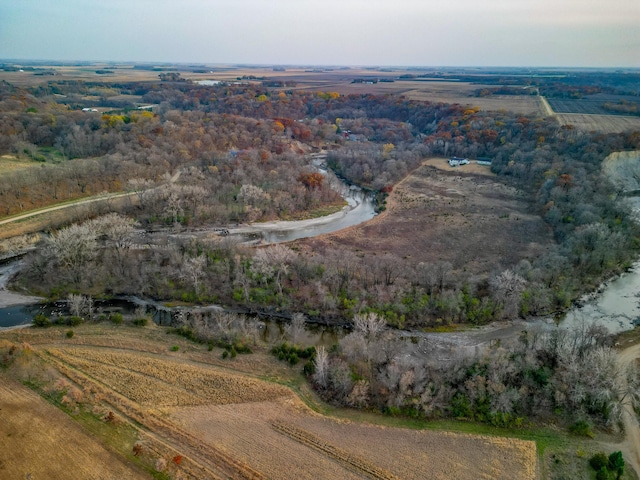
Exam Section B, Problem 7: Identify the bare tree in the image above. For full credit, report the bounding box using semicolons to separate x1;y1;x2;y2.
182;254;207;295
490;269;527;319
44;223;98;284
252;245;296;296
285;312;306;344
353;312;386;338
313;346;329;389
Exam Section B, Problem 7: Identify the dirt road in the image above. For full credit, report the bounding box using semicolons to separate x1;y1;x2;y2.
539;96;555;117
0;171;181;229
0;191;136;227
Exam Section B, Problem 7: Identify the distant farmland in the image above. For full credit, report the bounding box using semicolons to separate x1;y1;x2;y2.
547;94;640;116
543;94;640;133
556;114;640;134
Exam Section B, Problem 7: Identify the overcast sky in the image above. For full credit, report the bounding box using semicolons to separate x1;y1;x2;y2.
1;0;638;67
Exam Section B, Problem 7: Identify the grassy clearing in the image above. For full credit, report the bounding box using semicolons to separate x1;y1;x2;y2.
302;158;554;279
0;155;38;173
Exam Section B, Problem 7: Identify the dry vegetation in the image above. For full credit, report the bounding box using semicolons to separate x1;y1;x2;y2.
401;84;542;115
0;324;539;479
556;113;640;133
302;158;554;276
0;374;149;480
0;154;36;173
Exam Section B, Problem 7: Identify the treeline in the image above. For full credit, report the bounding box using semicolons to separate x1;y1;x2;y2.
308;313;640;430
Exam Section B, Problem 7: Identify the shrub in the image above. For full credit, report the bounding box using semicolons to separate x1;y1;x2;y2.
270;343;315;365
32;314;51;328
170;345;179;352
569;420;594;438
66;316;83;326
66;330;74;339
109;313;123;325
132;443;143;457
590;453;609;472
608;451;625;479
222;350;229;359
132;318;148;327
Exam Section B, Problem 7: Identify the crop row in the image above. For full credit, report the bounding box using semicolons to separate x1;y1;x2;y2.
272;421;400;480
56;347;291;405
39;349;264;480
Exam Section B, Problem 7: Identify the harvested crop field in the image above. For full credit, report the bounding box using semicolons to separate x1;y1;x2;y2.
404;89;543;115
0;374;148;480
46;346;292;407
171;399;537;480
302;158;554;277
556;113;640;133
0;324;540;479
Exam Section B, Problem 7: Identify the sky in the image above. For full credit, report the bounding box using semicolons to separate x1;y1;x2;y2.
0;0;638;67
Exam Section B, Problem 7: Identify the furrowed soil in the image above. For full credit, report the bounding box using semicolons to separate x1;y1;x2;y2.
301;158;554;277
0;323;538;479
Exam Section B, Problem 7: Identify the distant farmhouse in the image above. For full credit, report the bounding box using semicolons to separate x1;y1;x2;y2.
448;157;493;167
448;157;469;167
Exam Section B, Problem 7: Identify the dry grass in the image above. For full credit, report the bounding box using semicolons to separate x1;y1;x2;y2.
301;157;554;277
172;399;537;480
47;347;291;407
0;155;37;173
0;374;149;480
556;114;640;133
404;88;543;115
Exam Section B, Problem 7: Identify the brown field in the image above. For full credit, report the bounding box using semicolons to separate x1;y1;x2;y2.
0;323;538;480
301;157;555;277
556;113;640;133
0;374;149;480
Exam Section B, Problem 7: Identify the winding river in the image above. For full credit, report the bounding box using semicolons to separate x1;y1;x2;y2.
1;166;640;341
